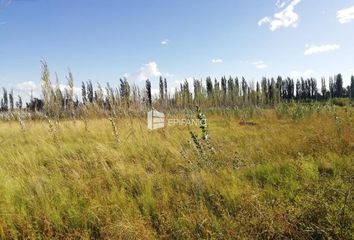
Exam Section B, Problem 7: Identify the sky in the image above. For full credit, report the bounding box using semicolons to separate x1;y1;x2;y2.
0;0;354;98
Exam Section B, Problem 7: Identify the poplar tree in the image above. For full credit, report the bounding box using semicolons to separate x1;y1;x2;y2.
9;89;14;111
334;74;343;98
159;76;164;101
164;78;168;101
82;82;87;104
261;78;268;104
146;79;152;107
227;76;235;104
329;77;334;98
351;76;354;100
321;77;327;100
235;77;240;98
16;95;22;110
221;76;227;105
119;78;130;108
256;81;260;105
206;77;213;99
87;81;94;103
1;88;8;111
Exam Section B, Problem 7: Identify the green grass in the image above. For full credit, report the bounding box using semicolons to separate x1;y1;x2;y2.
0;108;353;239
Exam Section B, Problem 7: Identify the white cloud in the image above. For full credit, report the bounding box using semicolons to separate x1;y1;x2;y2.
258;0;301;31
16;81;38;94
151;88;159;96
276;0;287;9
304;44;340;55
337;6;354;24
290;69;315;78
170;87;176;94
211;58;223;64
126;62;162;81
161;39;169;45
15;81;81;98
252;60;268;69
258;17;270;26
57;84;81;96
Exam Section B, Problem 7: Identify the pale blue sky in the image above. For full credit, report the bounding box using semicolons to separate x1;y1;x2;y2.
0;0;354;97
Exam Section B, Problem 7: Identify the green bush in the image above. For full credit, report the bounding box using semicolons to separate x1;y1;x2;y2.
330;98;351;107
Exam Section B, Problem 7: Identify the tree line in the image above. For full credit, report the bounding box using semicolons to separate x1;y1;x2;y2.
1;62;353;115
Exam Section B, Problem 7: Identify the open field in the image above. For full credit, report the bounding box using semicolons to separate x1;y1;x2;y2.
2;1;354;239
0;106;353;239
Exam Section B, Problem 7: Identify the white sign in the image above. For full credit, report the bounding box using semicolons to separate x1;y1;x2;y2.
147;110;165;130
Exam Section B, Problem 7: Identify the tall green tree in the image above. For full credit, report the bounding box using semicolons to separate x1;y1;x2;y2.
16;95;22;110
256;81;260;105
164;78;168;101
1;88;8;111
321;77;327;100
227;76;235;104
81;82;87;104
214;79;220;106
87;81;94;103
261;78;268;104
334;74;343;98
120;78;130;108
159;76;164;101
350;76;354;100
206;77;213;99
241;77;247;102
183;79;191;107
193;79;203;106
269;78;276;104
276;76;282;102
145;79;152;107
310;78;317;99
235;77;240;98
329;77;334;98
9;89;14;111
221;76;227;105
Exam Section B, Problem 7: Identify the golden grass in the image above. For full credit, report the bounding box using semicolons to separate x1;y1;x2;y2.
0;108;353;239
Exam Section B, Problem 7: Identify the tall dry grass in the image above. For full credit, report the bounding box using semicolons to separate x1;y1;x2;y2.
0;107;352;239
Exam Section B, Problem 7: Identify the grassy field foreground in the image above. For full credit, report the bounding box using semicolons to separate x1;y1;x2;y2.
0;108;353;239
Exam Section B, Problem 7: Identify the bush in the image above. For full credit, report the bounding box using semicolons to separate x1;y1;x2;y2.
330;98;351;107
